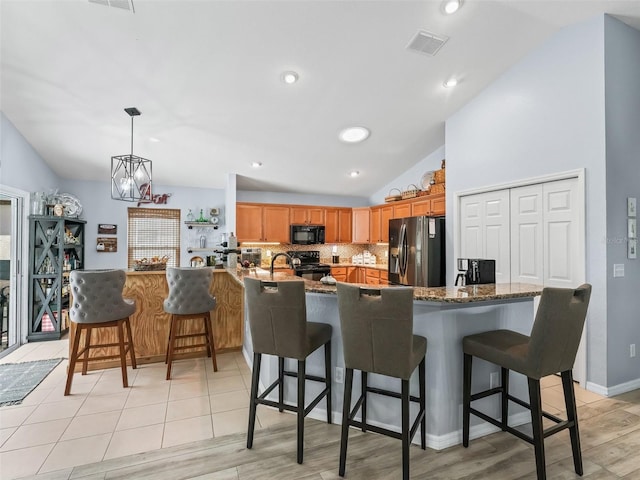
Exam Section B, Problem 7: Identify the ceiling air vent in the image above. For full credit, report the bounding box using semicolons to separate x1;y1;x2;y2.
406;30;449;56
88;0;135;13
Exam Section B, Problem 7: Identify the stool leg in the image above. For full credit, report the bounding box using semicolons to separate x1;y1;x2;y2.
419;356;426;450
278;357;285;412
117;319;129;388
166;315;178;380
82;326;92;375
64;323;83;396
462;353;472;447
125;317;137;369
247;352;261;449
401;378;410;480
297;359;306;464
165;320;173;364
501;367;509;430
339;367;354;477
204;312;218;372
561;370;583;475
324;341;332;424
361;371;368;432
528;377;546;480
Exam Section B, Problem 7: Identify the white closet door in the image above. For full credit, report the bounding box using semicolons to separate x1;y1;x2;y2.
459;196;483;259
543;178;580;288
510;185;544;285
459;190;511;283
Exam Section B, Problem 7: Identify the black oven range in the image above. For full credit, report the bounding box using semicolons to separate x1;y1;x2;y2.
287;250;331;281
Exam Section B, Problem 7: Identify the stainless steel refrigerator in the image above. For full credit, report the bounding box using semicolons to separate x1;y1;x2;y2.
388;216;446;287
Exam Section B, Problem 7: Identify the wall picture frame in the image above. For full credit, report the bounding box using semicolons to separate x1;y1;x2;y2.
629;239;637;259
98;223;117;235
629;218;637;239
96;237;117;252
628;197;637;218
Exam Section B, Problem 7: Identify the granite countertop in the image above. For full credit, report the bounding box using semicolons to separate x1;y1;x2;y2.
227;267;543;303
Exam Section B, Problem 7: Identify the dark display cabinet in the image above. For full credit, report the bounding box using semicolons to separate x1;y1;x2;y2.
28;216;85;341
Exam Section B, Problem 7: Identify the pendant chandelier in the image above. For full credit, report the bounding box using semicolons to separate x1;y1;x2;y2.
111;107;152;202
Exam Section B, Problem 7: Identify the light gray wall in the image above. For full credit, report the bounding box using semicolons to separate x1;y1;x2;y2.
1;112;60;193
369;145;446;205
237;190;368;207
603;15;640;387
59;179;226;269
445;16;609;387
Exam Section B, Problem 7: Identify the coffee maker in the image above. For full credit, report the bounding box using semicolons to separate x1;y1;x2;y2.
455;258;496;286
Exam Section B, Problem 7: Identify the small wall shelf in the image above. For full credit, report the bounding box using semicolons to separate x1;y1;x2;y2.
185;222;218;229
186;247;220;254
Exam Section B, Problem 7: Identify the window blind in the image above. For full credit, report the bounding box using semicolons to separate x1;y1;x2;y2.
127;208;180;268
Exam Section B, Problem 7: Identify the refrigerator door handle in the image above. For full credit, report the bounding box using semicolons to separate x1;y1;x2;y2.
398;223;408;279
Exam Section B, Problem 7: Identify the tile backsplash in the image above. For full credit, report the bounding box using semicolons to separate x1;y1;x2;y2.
248;243;389;267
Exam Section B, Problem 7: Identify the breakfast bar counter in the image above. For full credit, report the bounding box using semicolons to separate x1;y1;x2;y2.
68;269;244;372
232;267;543;450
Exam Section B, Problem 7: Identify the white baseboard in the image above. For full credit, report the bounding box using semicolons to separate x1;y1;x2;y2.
587;378;640;397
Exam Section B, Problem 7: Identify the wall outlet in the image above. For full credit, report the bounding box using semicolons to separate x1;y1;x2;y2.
631;344;636;358
335;367;344;384
490;372;500;389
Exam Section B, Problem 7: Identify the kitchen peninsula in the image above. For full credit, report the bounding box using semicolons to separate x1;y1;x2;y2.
68;269;244;372
231;267;543;450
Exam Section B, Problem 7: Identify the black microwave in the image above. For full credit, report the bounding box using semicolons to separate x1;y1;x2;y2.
290;225;325;245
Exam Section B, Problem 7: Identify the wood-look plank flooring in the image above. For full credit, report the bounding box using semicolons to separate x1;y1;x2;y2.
19;388;640;480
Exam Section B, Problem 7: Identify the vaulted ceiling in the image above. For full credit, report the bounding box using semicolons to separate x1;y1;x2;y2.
2;1;639;197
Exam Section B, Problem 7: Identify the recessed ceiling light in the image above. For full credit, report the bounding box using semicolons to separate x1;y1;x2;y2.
443;0;462;15
349;170;360;178
339;126;370;143
281;71;299;84
149;137;160;143
443;78;458;88
251;162;263;168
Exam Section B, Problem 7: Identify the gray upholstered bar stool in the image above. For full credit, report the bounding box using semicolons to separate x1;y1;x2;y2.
65;269;137;396
336;283;426;480
163;267;217;380
462;284;592;480
244;277;332;465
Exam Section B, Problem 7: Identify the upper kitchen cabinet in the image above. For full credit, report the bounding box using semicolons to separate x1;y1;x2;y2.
262;205;290;242
370;204;393;243
290;206;324;225
411;193;446;216
236;204;263;242
236;203;290;243
392;203;412;219
352;207;371;244
325;208;352;243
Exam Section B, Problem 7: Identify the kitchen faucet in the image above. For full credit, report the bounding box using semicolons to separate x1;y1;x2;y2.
270;252;300;278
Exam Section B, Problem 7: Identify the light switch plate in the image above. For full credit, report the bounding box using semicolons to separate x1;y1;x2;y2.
613;264;625;277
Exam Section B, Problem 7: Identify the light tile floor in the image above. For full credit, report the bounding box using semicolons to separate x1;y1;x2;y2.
0;340;295;480
0;340;606;480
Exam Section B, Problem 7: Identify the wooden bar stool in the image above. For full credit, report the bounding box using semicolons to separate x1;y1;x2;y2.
244;277;332;465
163;267;217;380
462;284;592;480
336;283;426;480
65;269;137;396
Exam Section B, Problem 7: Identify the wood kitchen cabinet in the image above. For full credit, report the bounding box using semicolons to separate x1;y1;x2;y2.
290;206;324;225
352;207;370;244
393;203;412;219
331;266;347;282
325;208;352;243
370;204;393;243
236;204;263;242
236;203;290;243
411;193;446;216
